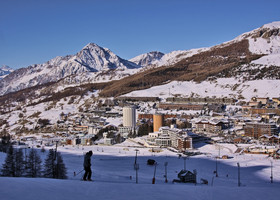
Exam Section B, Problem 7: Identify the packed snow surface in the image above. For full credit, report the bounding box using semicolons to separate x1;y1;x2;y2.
0;141;279;200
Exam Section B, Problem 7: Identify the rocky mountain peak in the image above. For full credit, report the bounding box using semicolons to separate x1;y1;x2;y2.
0;65;13;71
0;65;14;79
262;21;280;29
129;51;165;67
0;42;141;95
251;22;280;39
237;21;280;39
81;43;107;54
230;21;280;55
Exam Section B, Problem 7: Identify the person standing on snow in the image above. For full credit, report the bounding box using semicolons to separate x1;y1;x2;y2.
83;150;93;181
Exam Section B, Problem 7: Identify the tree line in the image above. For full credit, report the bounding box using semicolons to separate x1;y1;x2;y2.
1;146;67;179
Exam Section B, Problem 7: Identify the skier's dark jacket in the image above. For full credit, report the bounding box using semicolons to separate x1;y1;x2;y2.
83;151;92;168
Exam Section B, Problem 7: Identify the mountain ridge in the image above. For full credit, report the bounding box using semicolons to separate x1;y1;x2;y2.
0;21;279;100
0;43;141;95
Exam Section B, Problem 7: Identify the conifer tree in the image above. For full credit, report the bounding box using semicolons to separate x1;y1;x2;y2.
0;134;11;153
56;152;67;179
43;149;55;178
43;149;67;179
1;146;15;177
14;148;25;177
26;149;42;177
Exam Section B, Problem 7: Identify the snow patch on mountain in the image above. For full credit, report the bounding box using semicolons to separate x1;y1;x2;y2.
248;36;280;55
252;54;280;66
123;78;280;101
155;48;209;67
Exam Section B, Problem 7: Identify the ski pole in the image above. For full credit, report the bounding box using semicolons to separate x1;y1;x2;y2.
74;169;84;176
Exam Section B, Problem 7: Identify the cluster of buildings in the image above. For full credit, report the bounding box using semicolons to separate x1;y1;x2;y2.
15;96;280;153
241;97;280;145
142;97;280;151
121;107;200;152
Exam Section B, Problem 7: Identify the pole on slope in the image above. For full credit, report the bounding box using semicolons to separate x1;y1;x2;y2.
134;149;139;170
216;145;220;177
237;162;241;187
215;156;218;177
152;162;157;184
164;162;168;183
134;149;139;184
135;164;139;184
270;160;273;184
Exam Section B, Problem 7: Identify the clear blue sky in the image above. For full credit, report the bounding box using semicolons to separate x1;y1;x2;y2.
1;0;279;69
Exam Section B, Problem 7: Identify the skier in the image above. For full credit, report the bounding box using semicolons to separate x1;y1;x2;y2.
83;150;93;181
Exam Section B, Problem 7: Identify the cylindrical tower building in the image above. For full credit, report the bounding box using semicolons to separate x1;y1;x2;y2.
123;106;136;127
153;113;164;132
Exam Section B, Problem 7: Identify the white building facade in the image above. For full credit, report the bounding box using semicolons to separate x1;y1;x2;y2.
123;106;136;128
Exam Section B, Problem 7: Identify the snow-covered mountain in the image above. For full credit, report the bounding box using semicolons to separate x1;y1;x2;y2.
75;43;140;71
1;21;280;100
122;21;280;100
130;21;280;69
100;21;280;98
129;48;211;68
152;47;211;67
0;65;14;79
148;21;280;70
234;21;280;55
0;43;141;95
129;51;164;67
225;21;280;67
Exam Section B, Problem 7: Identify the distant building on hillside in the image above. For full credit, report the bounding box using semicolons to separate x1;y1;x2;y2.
153;113;164;132
123;106;136;128
146;126;192;151
166;97;236;105
88;126;102;135
178;136;193;151
244;122;278;139
158;103;204;110
192;119;229;135
249;108;280;116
